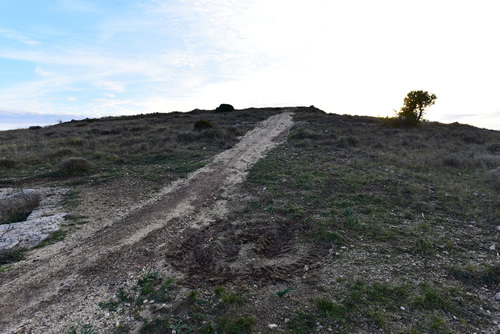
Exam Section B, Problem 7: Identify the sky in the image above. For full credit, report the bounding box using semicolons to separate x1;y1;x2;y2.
1;0;499;131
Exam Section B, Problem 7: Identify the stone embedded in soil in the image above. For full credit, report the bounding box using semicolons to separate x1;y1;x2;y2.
495;292;500;301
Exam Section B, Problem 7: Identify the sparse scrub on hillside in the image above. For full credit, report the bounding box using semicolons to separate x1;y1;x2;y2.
486;143;500;153
1;107;499;333
235;107;499;332
58;157;92;176
487;167;500;191
0;158;16;169
0;108;283;186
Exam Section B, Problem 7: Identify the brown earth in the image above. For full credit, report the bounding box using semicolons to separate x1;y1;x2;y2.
0;111;296;333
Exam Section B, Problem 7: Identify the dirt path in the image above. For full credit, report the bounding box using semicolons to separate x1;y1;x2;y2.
0;111;295;333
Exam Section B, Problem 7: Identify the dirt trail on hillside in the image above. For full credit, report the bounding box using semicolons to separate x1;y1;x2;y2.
0;111;295;333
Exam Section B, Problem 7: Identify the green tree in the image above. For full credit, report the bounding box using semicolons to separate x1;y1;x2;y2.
397;90;437;126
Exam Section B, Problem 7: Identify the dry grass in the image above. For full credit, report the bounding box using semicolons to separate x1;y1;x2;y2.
0;190;41;225
0;108;284;186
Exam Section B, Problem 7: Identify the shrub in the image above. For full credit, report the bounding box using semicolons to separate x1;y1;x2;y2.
0;247;25;265
215;104;235;112
290;128;321;140
461;134;486;144
194;119;213;131
0;190;41;225
199;128;222;140
58;157;91;176
52;148;77;158
379;116;404;128
0;159;17;169
487;143;500;153
176;132;197;142
487;167;500;191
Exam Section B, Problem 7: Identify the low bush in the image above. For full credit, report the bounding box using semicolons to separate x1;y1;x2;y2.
487;167;500;191
379;116;404;128
289;128;321;140
486;143;500;154
0;190;41;225
176;132;197;142
52;148;77;158
0;158;16;169
194;119;213;131
0;247;25;265
449;264;500;287
461;134;486;144
58;157;92;176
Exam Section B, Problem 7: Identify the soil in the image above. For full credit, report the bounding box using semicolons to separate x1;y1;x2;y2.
0;111;295;333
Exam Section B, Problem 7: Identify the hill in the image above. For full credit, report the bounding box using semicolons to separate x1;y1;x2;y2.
0;107;499;333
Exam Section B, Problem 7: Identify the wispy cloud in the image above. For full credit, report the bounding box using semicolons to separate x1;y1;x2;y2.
95;80;126;93
1;0;500;130
0;28;41;45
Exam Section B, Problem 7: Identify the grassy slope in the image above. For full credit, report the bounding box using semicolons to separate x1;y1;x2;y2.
239;109;500;333
1;107;499;333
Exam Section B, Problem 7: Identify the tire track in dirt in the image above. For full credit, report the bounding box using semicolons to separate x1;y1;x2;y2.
0;111;294;333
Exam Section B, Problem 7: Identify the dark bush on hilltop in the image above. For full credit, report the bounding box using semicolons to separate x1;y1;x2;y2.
194;119;214;131
216;104;235;112
58;157;92;176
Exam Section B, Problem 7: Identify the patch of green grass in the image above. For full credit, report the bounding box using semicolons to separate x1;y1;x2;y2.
271;287;295;298
216;316;255;334
0;264;12;273
34;230;67;248
99;299;120;312
139;318;170;334
431;313;448;332
221;291;245;305
68;324;98;334
449;263;500;287
286;312;318;333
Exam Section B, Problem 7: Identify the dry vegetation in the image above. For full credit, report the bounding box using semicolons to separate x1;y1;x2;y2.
1;107;500;333
0;108;283;186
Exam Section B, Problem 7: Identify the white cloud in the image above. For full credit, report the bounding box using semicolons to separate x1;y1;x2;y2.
0;29;41;45
1;0;500;130
95;80;126;93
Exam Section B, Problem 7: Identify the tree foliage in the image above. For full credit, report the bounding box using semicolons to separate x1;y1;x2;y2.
396;90;437;126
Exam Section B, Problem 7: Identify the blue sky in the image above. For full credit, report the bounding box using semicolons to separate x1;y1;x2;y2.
1;0;500;130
